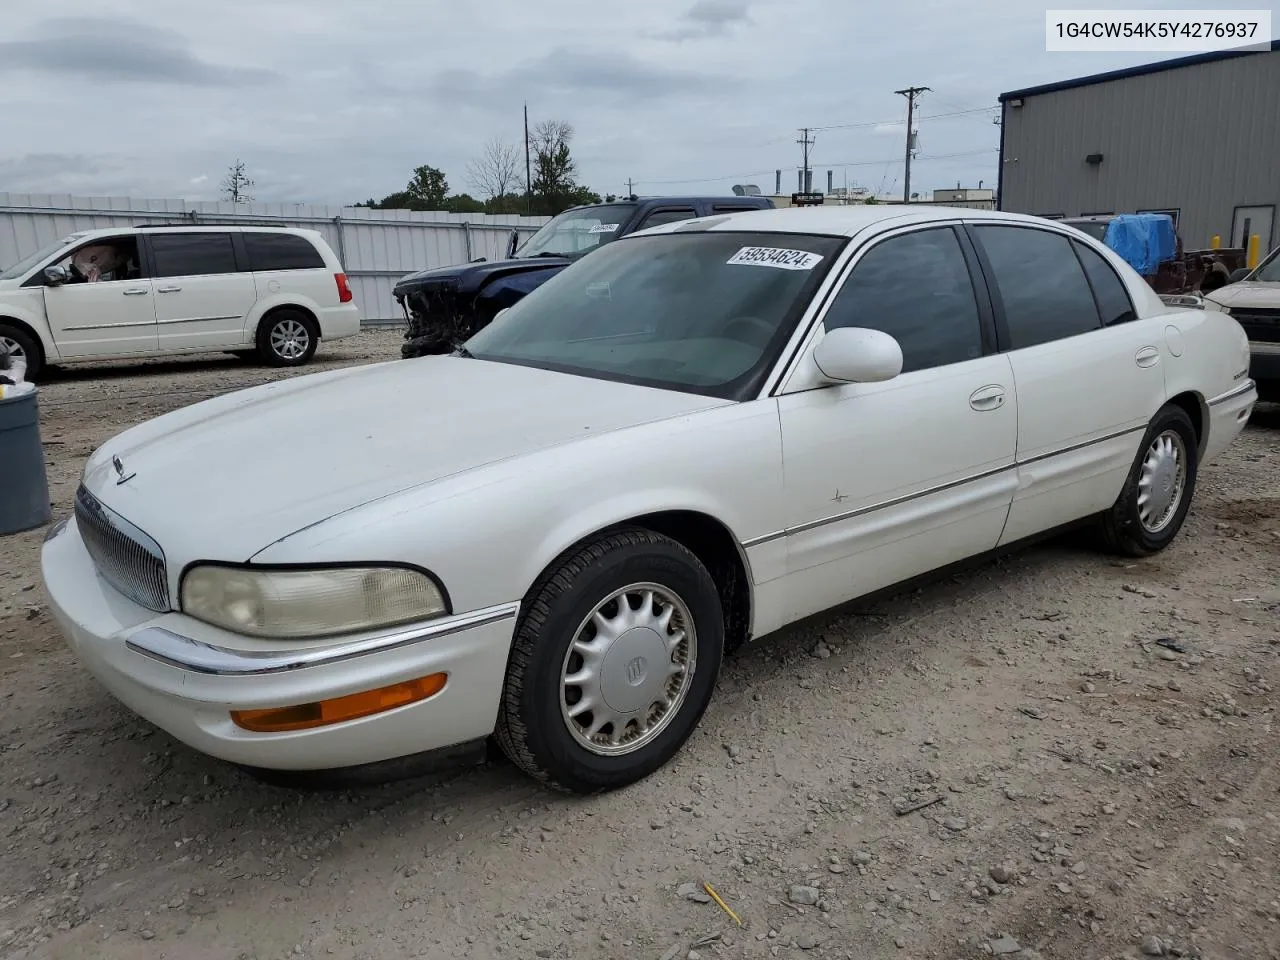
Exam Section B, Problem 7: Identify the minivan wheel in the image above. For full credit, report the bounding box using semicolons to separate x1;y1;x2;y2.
257;310;318;367
495;528;724;794
1097;404;1199;557
0;323;42;382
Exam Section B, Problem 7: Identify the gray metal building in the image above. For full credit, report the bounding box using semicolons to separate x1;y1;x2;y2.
997;40;1280;255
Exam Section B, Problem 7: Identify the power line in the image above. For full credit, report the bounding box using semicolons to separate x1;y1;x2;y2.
631;149;997;188
810;106;995;133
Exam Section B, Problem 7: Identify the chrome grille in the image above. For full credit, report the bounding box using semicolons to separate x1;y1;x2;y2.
74;485;171;612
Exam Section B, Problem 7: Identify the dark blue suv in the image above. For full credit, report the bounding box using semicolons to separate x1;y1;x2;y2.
395;195;775;358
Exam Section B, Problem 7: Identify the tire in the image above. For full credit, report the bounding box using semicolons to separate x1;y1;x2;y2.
0;322;43;382
256;309;319;367
495;528;724;794
1098;404;1198;557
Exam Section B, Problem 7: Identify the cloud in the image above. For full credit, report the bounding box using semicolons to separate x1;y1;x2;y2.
0;16;277;87
655;0;752;41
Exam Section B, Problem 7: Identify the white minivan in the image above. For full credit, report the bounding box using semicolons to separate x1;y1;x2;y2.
0;225;362;379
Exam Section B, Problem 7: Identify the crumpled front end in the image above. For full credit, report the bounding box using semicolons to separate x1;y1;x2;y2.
396;278;478;359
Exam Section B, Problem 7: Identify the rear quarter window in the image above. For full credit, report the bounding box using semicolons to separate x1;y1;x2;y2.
244;233;327;271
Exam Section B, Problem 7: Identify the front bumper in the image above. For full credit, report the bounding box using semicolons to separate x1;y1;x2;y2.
41;517;517;771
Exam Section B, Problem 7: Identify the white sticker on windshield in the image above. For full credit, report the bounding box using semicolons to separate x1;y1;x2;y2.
726;246;823;270
588;222;620;234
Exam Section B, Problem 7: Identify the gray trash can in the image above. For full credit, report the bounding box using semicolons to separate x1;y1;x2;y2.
0;389;53;535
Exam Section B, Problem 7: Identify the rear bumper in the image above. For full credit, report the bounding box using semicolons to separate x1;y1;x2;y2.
318;304;361;341
42;516;516;772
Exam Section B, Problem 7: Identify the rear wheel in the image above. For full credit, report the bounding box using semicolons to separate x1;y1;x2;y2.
256;310;318;367
496;529;724;794
1098;404;1198;556
0;323;42;382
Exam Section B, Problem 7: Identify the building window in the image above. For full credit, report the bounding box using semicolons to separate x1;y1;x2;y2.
1138;208;1180;228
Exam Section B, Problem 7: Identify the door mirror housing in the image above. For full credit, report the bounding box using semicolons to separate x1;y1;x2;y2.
1227;266;1252;284
506;230;520;259
812;327;904;384
43;265;68;286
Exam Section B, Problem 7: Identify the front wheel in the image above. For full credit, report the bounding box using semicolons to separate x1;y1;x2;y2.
1097;404;1199;556
495;529;724;794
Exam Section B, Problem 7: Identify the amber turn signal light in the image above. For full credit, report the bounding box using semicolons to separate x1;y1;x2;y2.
231;672;448;733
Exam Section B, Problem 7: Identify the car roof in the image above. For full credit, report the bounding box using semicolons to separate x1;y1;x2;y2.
631;204;1057;238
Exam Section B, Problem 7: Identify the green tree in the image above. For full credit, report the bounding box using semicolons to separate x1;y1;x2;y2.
406;164;449;209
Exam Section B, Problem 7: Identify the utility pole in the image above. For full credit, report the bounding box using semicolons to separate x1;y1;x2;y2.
894;86;929;203
626;178;634;197
523;103;532;215
796;127;815;194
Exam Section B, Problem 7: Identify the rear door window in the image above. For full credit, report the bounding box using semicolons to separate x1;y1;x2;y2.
244;233;326;271
637;208;697;230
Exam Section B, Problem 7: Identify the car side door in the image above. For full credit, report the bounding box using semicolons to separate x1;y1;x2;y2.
772;224;1019;625
39;233;158;357
964;222;1167;544
145;231;259;352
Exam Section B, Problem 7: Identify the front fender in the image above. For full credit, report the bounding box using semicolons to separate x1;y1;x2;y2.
0;290;61;360
250;402;787;615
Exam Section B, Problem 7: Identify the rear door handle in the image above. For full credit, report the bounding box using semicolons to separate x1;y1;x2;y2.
1135;345;1160;368
122;288;149;296
969;384;1006;411
156;286;182;294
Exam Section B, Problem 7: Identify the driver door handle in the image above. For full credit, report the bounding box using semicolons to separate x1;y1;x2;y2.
122;288;149;296
969;384;1006;411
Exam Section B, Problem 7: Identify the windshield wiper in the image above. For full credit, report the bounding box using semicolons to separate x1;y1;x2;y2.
454;345;475;359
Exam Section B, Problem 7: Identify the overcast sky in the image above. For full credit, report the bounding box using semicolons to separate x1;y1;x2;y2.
0;0;1275;205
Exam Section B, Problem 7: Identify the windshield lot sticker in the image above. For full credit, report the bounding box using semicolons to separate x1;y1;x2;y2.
588;222;620;234
727;246;823;270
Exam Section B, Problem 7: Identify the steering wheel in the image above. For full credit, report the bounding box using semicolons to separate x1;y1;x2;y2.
722;315;774;348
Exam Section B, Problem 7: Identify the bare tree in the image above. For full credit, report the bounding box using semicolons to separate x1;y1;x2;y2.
221;159;254;203
466;137;521;201
530;120;574;156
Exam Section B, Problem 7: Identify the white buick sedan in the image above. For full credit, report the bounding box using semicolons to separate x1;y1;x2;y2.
42;207;1257;793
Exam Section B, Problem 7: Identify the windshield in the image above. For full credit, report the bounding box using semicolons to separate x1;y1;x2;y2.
465;230;845;399
0;234;84;281
514;204;635;259
1251;245;1280;283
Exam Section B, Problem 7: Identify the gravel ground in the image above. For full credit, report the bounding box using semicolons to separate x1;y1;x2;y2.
1;329;1277;960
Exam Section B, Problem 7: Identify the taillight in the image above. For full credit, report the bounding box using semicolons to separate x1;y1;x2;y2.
335;273;353;303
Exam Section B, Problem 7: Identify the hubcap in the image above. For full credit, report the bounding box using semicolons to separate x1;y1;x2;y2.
0;335;25;366
560;583;697;757
1137;429;1187;533
270;319;310;360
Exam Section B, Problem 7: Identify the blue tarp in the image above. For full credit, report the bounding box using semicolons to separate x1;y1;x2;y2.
1102;214;1178;276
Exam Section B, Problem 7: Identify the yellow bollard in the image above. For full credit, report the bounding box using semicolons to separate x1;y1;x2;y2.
1210;234;1221;249
1247;234;1261;269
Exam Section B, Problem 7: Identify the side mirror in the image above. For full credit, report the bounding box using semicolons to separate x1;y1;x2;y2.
1227;267;1252;284
812;327;903;384
43;265;68;286
506;230;519;259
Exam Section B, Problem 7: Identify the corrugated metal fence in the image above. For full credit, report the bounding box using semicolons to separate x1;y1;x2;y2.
0;193;550;322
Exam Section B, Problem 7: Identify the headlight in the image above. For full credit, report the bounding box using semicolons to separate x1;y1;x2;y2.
180;564;449;639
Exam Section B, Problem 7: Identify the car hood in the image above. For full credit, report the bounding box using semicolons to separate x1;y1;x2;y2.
394;256;571;297
1204;281;1280;309
81;357;727;562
